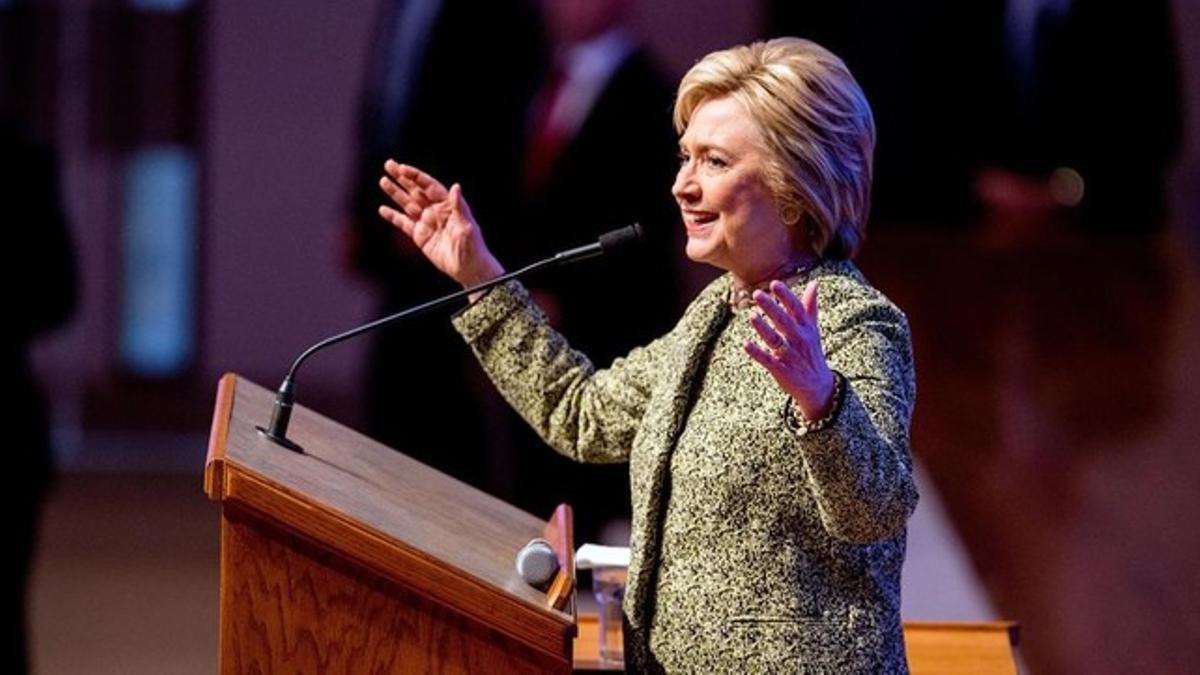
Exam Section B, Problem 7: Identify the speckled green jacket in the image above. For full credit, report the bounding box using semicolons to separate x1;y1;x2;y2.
452;259;917;674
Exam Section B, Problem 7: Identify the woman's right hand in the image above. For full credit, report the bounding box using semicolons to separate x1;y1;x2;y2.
378;160;504;289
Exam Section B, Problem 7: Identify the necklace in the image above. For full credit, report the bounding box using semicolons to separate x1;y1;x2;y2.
729;260;817;310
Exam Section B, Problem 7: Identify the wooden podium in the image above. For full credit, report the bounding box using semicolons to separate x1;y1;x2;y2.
204;373;577;674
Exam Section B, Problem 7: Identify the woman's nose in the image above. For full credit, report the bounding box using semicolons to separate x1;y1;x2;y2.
672;163;698;203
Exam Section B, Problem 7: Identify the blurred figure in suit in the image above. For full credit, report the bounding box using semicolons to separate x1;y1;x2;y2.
769;0;1181;235
769;0;1181;447
343;0;544;492
768;4;1182;670
1;119;77;674
506;0;685;543
347;1;682;542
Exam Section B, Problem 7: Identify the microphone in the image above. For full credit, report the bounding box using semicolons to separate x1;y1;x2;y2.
553;222;643;263
258;223;644;451
515;538;560;587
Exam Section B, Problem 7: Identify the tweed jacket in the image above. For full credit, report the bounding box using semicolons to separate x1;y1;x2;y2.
452;259;918;673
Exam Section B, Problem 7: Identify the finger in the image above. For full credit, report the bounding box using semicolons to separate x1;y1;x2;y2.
743;339;784;372
377;176;416;221
378;172;405;199
800;280;819;320
390;171;430;209
752;289;802;339
447;183;465;235
379;175;425;219
450;182;475;223
381;165;441;217
377;205;416;238
387;160;449;200
449;183;463;217
382;159;411;187
748;311;785;350
770;280;810;326
378;172;415;203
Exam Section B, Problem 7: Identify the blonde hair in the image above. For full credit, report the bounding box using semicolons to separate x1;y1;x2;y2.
674;38;875;259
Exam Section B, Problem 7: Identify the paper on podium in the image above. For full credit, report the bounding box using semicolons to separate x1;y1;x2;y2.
575;544;630;569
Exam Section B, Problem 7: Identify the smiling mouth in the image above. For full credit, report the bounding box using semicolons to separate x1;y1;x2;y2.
682;210;718;231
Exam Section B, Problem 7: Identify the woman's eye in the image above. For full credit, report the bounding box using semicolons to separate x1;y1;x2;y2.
677;151;691;165
706;155;727;168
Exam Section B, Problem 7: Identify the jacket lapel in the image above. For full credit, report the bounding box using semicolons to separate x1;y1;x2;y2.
624;275;733;652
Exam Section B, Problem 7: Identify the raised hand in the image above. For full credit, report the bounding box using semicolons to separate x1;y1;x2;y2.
377;160;504;288
743;280;838;421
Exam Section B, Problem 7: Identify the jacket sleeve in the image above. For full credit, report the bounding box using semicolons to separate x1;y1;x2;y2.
452;281;668;464
793;278;919;544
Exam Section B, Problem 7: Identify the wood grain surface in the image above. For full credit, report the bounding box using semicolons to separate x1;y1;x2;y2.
221;508;568;674
205;374;576;672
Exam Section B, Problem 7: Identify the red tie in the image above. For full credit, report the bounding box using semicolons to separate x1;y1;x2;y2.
524;64;569;193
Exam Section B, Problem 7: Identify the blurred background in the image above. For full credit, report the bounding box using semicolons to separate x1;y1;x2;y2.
3;0;1199;672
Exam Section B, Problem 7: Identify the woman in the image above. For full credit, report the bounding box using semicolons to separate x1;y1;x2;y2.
379;38;917;673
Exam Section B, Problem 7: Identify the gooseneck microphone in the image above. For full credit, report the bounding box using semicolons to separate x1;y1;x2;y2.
258;223;644;451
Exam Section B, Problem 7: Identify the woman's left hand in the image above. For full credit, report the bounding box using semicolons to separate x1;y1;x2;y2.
744;280;837;421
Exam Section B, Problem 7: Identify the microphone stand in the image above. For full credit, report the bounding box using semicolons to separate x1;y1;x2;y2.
258;224;642;452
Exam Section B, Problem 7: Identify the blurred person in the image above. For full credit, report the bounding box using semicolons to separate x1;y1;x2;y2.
506;0;685;545
771;0;1180;447
971;0;1180;241
1;119;77;674
378;38;918;672
770;0;1180;234
968;0;1178;448
520;0;682;361
768;6;1182;670
343;0;544;492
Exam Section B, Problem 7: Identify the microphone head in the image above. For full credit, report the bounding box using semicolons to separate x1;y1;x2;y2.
597;223;643;254
515;538;560;587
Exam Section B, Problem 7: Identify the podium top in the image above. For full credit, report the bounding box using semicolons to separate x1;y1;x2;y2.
205;374;574;656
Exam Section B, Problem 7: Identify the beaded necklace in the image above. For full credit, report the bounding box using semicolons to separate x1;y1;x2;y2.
728;259;818;310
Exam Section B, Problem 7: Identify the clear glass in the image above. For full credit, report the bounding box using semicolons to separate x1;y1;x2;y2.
592;567;627;665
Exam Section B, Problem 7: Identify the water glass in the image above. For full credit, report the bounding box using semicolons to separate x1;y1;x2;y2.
592;566;626;664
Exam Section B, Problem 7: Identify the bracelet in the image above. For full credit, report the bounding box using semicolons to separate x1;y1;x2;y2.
783;371;846;436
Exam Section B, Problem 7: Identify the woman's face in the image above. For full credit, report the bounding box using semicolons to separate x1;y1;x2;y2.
672;95;799;283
